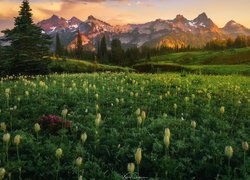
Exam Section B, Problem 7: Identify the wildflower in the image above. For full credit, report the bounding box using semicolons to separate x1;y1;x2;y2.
25;91;29;96
0;123;6;132
225;146;233;159
141;111;146;121
75;157;83;167
95;113;101;128
174;103;177;110
0;168;6;180
163;113;168;118
80;133;87;143
135;148;142;165
14;135;21;145
55;148;63;159
34;123;41;133
137;116;142;126
165;128;171;138
184;97;189;103
61;108;68;118
220;106;225;114
135;108;141;116
242;142;249;152
95;94;99;99
164;135;170;148
3;133;10;143
191;121;197;129
127;163;135;175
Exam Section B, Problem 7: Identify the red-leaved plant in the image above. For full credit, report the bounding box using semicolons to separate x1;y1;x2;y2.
38;115;72;134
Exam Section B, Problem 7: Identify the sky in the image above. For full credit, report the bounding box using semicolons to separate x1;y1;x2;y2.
0;0;250;34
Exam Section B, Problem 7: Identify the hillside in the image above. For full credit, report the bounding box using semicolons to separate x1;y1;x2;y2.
133;47;250;75
48;58;133;73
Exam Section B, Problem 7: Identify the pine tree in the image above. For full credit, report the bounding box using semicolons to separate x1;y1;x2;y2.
2;0;51;75
75;30;83;59
55;32;63;57
100;36;107;61
111;39;124;65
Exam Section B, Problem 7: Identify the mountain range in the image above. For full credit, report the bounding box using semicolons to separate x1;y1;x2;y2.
35;13;250;50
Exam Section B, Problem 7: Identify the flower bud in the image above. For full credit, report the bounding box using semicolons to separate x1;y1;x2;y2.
242;141;249;152
191;121;197;129
164;135;170;148
81;133;87;143
61;108;68;117
174;103;177;110
141;111;146;121
14;135;21;145
225;146;233;159
165;128;171;138
135;148;142;165
34;123;41;133
56;148;63;159
127;163;135;174
220;106;225;114
75;157;83;167
137;116;142;126
0;168;6;179
135;108;140;116
95;113;101;128
3;133;10;143
0;122;6;132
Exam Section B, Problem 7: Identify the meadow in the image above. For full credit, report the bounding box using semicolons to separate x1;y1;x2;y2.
134;47;250;75
0;72;249;179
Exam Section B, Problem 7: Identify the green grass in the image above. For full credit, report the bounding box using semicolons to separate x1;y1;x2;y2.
0;73;249;179
134;48;250;75
49;57;134;73
141;47;250;65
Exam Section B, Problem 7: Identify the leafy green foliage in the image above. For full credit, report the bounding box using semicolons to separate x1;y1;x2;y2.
0;73;249;179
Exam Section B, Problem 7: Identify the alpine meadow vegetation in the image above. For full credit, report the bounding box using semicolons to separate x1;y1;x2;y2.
0;72;249;179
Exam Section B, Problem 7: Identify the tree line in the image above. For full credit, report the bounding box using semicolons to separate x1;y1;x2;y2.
205;35;250;50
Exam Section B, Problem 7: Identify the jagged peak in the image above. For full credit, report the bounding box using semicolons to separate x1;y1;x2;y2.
87;15;96;21
193;12;210;22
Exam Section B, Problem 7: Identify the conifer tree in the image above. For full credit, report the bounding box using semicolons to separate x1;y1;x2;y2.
75;30;83;59
2;0;51;75
55;32;63;57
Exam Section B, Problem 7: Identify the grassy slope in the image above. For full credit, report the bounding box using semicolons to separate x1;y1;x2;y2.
49;57;133;73
134;48;250;75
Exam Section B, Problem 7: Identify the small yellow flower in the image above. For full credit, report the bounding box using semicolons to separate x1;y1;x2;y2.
127;163;135;174
75;157;83;167
135;148;142;165
174;103;177;110
137;116;142;126
225;146;233;159
56;148;63;159
220;106;225;114
14;135;21;146
61;108;68;117
135;108;141;116
0;122;6;132
242;141;249;152
165;128;171;138
34;123;41;133
141;111;146;121
3;133;10;143
80;133;87;143
0;168;6;180
95;113;101;128
164;135;170;148
191;121;197;129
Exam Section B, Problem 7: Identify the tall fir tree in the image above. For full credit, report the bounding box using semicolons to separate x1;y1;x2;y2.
111;39;124;65
75;30;83;59
2;0;51;75
55;32;63;57
100;36;107;61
